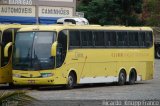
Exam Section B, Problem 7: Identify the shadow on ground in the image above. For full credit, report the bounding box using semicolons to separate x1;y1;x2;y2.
0;81;149;91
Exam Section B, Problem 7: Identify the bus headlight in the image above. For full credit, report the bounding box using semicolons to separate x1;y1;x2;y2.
41;73;53;78
13;74;21;78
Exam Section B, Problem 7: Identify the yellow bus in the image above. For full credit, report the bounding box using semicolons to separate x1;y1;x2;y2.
6;25;154;88
0;24;33;85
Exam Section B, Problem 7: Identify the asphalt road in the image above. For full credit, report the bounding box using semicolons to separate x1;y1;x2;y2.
27;60;160;100
1;60;160;106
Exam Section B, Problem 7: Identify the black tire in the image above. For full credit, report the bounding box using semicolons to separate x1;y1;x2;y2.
66;73;76;89
118;71;126;86
129;71;136;85
31;86;40;89
8;82;15;89
156;48;160;59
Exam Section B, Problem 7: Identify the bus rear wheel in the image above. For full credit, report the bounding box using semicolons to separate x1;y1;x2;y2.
129;70;136;85
66;73;76;89
118;71;126;86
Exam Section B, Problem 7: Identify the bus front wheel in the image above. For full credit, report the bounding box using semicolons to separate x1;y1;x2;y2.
66;72;76;89
118;70;126;86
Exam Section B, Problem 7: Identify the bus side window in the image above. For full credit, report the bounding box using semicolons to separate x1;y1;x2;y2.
106;31;116;47
117;32;128;47
94;31;105;47
117;32;122;46
69;30;80;47
145;32;153;47
81;31;93;47
139;32;146;47
56;30;67;68
1;29;13;67
105;32;110;47
129;32;139;47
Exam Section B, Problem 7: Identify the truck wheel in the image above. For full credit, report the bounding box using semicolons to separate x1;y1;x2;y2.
156;48;160;59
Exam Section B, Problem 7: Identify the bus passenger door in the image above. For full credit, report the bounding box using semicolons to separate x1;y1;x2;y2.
56;30;67;68
0;31;2;70
0;29;13;84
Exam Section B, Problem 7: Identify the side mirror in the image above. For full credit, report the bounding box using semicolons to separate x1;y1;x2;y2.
51;41;58;57
4;42;13;57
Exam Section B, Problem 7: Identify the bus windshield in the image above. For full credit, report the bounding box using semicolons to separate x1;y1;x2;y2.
13;32;56;71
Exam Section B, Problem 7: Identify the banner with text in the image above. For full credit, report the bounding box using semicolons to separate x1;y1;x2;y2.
0;5;35;17
38;6;73;17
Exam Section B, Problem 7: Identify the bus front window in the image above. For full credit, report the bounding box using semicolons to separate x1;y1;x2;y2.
13;32;56;71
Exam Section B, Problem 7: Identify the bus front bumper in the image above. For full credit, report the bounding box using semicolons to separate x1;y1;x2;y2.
13;77;66;85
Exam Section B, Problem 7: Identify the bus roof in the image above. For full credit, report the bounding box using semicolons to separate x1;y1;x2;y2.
0;24;34;31
18;24;153;32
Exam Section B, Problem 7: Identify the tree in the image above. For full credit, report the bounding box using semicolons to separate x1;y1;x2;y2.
77;0;143;26
143;0;160;26
119;0;143;25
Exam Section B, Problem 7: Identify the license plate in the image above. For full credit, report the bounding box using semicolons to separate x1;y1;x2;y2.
28;80;35;84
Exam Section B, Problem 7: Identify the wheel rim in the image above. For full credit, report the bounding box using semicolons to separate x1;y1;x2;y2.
68;76;73;87
120;73;125;83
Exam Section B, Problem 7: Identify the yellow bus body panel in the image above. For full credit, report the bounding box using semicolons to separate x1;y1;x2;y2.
13;25;154;85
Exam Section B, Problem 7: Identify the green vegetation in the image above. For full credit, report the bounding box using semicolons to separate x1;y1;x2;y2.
0;91;36;106
143;0;160;26
77;0;160;26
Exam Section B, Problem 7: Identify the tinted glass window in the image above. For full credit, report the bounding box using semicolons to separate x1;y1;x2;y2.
105;31;116;47
145;32;153;47
81;31;93;47
117;32;128;47
69;30;153;49
69;30;80;47
13;28;19;41
129;32;139;47
94;31;105;46
13;32;56;71
139;32;146;47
